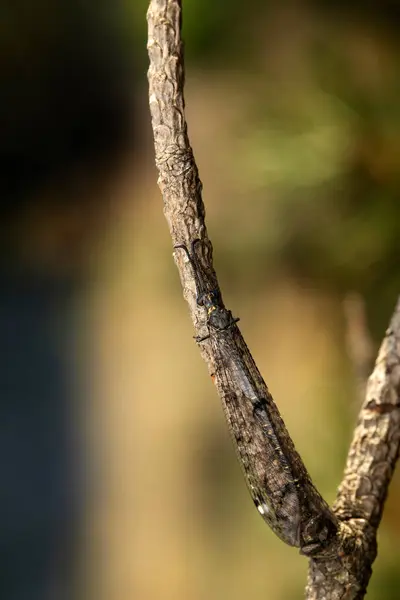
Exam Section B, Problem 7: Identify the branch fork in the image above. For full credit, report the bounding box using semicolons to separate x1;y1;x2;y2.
147;2;400;597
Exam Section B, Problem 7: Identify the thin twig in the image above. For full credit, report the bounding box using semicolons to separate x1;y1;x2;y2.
147;0;336;555
146;2;400;598
305;298;400;599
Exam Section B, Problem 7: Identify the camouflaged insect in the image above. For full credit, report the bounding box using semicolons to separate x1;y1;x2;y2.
175;240;337;555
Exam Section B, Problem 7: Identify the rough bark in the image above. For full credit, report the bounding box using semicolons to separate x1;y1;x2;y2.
146;1;400;598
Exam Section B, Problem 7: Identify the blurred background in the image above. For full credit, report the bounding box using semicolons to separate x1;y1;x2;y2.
2;1;400;599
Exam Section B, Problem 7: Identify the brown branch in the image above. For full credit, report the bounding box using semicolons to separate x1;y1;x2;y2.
147;1;400;598
147;0;214;339
147;0;336;554
306;300;400;598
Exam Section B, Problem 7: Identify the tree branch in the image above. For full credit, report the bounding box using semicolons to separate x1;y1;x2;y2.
146;1;400;598
147;0;336;556
306;300;400;598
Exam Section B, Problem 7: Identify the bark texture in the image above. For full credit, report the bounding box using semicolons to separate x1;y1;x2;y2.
147;1;400;598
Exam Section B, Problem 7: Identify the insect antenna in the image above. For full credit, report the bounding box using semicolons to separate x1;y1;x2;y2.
174;239;209;306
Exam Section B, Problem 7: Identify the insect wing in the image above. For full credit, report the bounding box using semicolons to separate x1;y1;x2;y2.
212;336;301;547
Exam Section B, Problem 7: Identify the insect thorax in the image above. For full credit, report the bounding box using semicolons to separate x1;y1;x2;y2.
208;306;234;332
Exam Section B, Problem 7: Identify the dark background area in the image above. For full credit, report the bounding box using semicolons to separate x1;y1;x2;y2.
1;2;138;598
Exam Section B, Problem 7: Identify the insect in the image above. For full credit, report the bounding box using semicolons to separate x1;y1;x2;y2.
175;239;304;547
174;239;240;342
174;239;337;555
